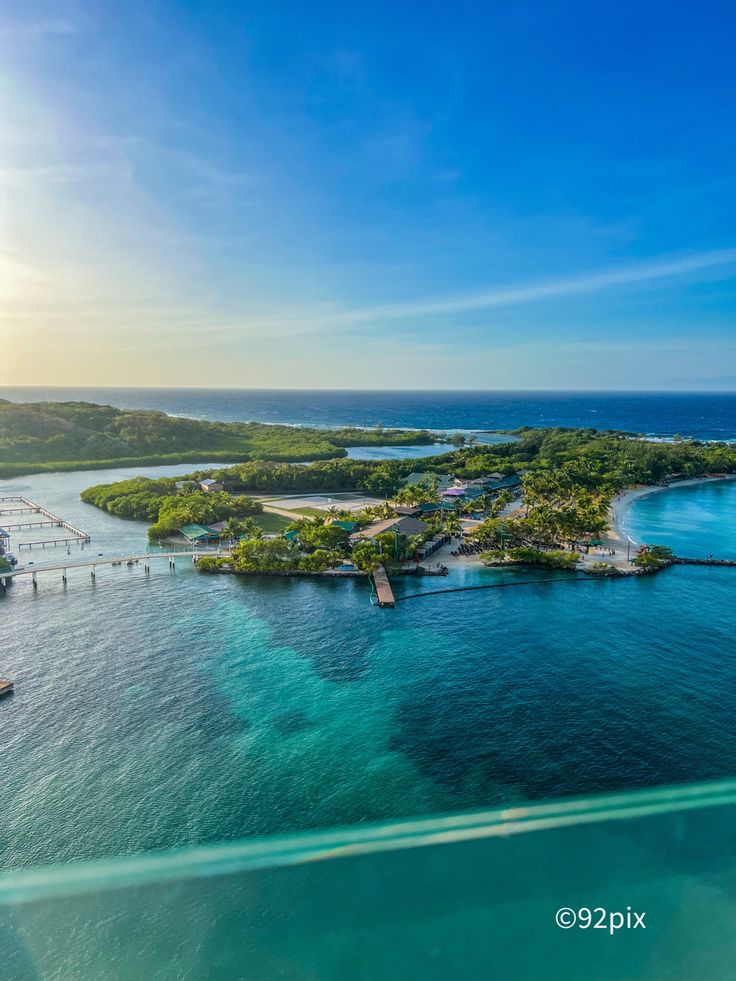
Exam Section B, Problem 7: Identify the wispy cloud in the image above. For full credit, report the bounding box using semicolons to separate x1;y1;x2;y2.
232;247;736;336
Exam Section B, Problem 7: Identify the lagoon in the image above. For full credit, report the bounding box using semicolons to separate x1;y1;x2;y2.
2;466;736;871
345;432;518;460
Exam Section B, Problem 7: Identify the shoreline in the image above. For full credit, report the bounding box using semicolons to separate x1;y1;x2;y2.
609;474;736;550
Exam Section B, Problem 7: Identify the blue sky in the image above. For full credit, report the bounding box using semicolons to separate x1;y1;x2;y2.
2;1;736;388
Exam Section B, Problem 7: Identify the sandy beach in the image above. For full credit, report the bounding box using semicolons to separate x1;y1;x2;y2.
414;475;736;575
608;475;736;553
450;475;736;574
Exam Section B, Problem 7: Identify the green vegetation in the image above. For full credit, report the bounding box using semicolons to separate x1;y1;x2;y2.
633;544;675;571
221;517;264;541
197;538;345;575
587;562;619;576
284;518;351;552
210;426;736;501
0;399;434;477
480;547;581;570
253;512;293;534
507;547;581;570
209;458;429;497
79;424;736;575
80;477;262;540
351;540;387;572
196;516;432;577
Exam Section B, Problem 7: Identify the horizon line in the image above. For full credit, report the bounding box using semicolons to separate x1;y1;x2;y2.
3;385;736;394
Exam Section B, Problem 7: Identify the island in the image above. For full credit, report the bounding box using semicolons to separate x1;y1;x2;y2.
0;398;435;478
79;425;736;580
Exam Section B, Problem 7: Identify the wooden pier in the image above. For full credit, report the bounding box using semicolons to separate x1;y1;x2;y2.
1;519;69;532
372;565;396;608
0;496;90;547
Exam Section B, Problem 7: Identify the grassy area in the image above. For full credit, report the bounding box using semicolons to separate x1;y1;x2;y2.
253;512;293;533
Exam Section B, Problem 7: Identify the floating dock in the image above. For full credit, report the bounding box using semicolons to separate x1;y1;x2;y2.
0;679;13;697
372;565;395;608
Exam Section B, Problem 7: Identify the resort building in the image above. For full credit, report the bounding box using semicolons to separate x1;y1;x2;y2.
453;476;491;488
327;519;359;533
206;521;229;536
199;478;224;493
349;515;429;543
486;474;521;492
179;523;223;543
450;473;519;494
441;485;488;509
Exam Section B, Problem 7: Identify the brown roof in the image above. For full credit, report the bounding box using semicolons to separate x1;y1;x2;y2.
350;515;428;541
395;516;430;536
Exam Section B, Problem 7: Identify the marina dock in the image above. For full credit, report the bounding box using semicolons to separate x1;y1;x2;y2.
372;565;395;608
0;496;90;548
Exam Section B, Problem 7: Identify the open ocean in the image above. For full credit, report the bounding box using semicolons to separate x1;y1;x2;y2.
4;387;736;440
2;390;736;877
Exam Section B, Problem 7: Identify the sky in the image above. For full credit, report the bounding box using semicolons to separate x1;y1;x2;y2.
2;0;736;390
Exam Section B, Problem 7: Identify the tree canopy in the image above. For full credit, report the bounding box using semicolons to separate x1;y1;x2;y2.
0;399;434;476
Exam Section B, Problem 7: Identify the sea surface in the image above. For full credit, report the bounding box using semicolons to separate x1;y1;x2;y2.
2;456;736;873
4;386;736;439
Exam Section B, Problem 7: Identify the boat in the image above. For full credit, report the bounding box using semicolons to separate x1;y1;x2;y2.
0;679;14;698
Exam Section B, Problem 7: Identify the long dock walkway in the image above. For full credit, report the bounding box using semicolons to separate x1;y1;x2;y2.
372;565;395;607
0;551;210;588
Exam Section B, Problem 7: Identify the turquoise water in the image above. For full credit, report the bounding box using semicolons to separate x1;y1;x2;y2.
624;478;736;558
2;469;736;870
345;433;517;460
345;442;451;460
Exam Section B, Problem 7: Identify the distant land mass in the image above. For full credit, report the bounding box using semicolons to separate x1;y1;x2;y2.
0;400;433;478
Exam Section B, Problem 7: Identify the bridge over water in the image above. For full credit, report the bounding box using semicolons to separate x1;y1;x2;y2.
0;550;224;589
